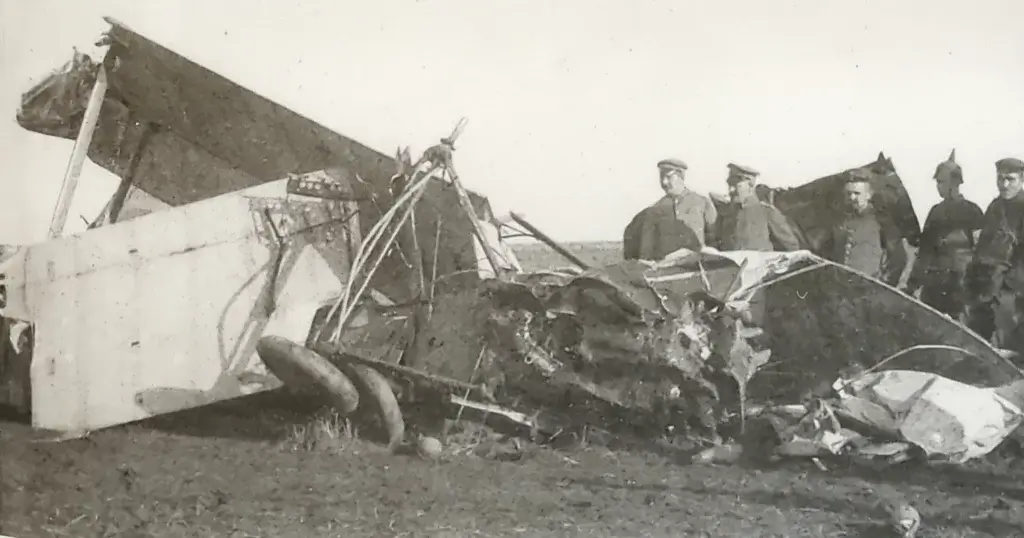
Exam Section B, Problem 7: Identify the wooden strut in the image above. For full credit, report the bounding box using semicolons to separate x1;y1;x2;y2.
48;67;108;238
509;212;591;270
106;124;157;226
445;170;508;277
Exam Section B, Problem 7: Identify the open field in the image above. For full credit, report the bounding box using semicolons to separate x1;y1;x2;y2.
510;240;623;272
4;388;1024;538
2;241;1018;538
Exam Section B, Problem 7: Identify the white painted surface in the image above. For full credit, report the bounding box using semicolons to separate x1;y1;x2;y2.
7;179;358;432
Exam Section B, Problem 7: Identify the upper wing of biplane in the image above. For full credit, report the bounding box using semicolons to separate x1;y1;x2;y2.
16;17;399;212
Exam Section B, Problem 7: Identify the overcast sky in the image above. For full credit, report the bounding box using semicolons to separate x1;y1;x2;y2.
1;0;1022;244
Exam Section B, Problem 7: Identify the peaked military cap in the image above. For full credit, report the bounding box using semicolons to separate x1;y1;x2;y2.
726;163;759;184
657;158;688;172
996;157;1024;173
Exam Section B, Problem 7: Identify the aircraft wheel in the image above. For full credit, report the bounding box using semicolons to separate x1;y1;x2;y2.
341;362;406;451
256;335;360;414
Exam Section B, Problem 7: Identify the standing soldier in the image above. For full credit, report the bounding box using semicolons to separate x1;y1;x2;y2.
715;163;802;252
623;158;718;261
714;163;803;329
811;168;908;286
964;157;1024;348
904;150;984;319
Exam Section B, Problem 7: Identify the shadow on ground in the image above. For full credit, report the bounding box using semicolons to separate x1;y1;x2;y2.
129;389;326;442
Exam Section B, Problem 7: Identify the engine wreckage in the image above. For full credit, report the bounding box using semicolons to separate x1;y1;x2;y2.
4;17;1024;467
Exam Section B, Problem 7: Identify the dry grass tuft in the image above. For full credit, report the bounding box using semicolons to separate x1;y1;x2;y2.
280;408;359;453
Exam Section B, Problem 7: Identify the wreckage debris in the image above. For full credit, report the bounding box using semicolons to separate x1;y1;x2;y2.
743;364;1024;468
259;238;1024;467
12;25;1021;513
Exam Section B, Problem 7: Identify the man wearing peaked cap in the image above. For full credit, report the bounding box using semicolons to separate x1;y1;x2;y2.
715;163;801;253
623;157;718;261
726;162;759;183
714;162;802;328
963;155;1024;348
905;149;984;320
657;158;688;172
995;157;1024;175
808;167;907;286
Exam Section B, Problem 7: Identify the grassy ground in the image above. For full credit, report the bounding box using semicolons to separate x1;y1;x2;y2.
3;390;1023;538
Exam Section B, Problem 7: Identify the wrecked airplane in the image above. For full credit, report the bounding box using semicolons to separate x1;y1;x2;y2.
5;17;1024;465
3;17;518;436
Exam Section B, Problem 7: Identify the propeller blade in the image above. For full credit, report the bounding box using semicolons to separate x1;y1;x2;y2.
447;117;468;143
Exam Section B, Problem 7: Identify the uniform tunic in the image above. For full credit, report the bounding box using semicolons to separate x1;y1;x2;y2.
907;196;984;316
712;196;803;328
716;196;803;252
970;191;1024;291
813;208;907;286
964;191;1024;343
623;191;718;261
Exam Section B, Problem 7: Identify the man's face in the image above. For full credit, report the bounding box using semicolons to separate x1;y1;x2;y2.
660;168;687;196
935;177;955;199
844;180;873;214
996;170;1024;200
934;167;959;199
728;178;755;202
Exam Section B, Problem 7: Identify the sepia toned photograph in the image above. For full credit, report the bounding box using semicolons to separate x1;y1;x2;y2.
1;1;1022;536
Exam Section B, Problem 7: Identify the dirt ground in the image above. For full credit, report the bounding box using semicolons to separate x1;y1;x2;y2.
2;391;1023;538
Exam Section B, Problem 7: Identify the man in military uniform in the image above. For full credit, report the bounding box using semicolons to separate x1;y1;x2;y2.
811;168;907;286
715;163;802;252
904;150;984;319
623;158;718;261
712;163;802;329
964;157;1024;347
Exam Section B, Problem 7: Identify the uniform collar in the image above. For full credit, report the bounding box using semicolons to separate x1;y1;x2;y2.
663;189;693;200
737;195;760;208
845;205;876;218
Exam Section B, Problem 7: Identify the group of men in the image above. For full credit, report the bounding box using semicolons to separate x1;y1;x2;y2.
622;151;1024;351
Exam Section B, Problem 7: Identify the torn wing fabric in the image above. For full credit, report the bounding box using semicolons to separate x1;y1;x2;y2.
835;369;1024;463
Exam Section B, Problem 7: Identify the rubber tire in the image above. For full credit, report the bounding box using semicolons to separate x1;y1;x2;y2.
256;336;360;415
343;363;406;451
